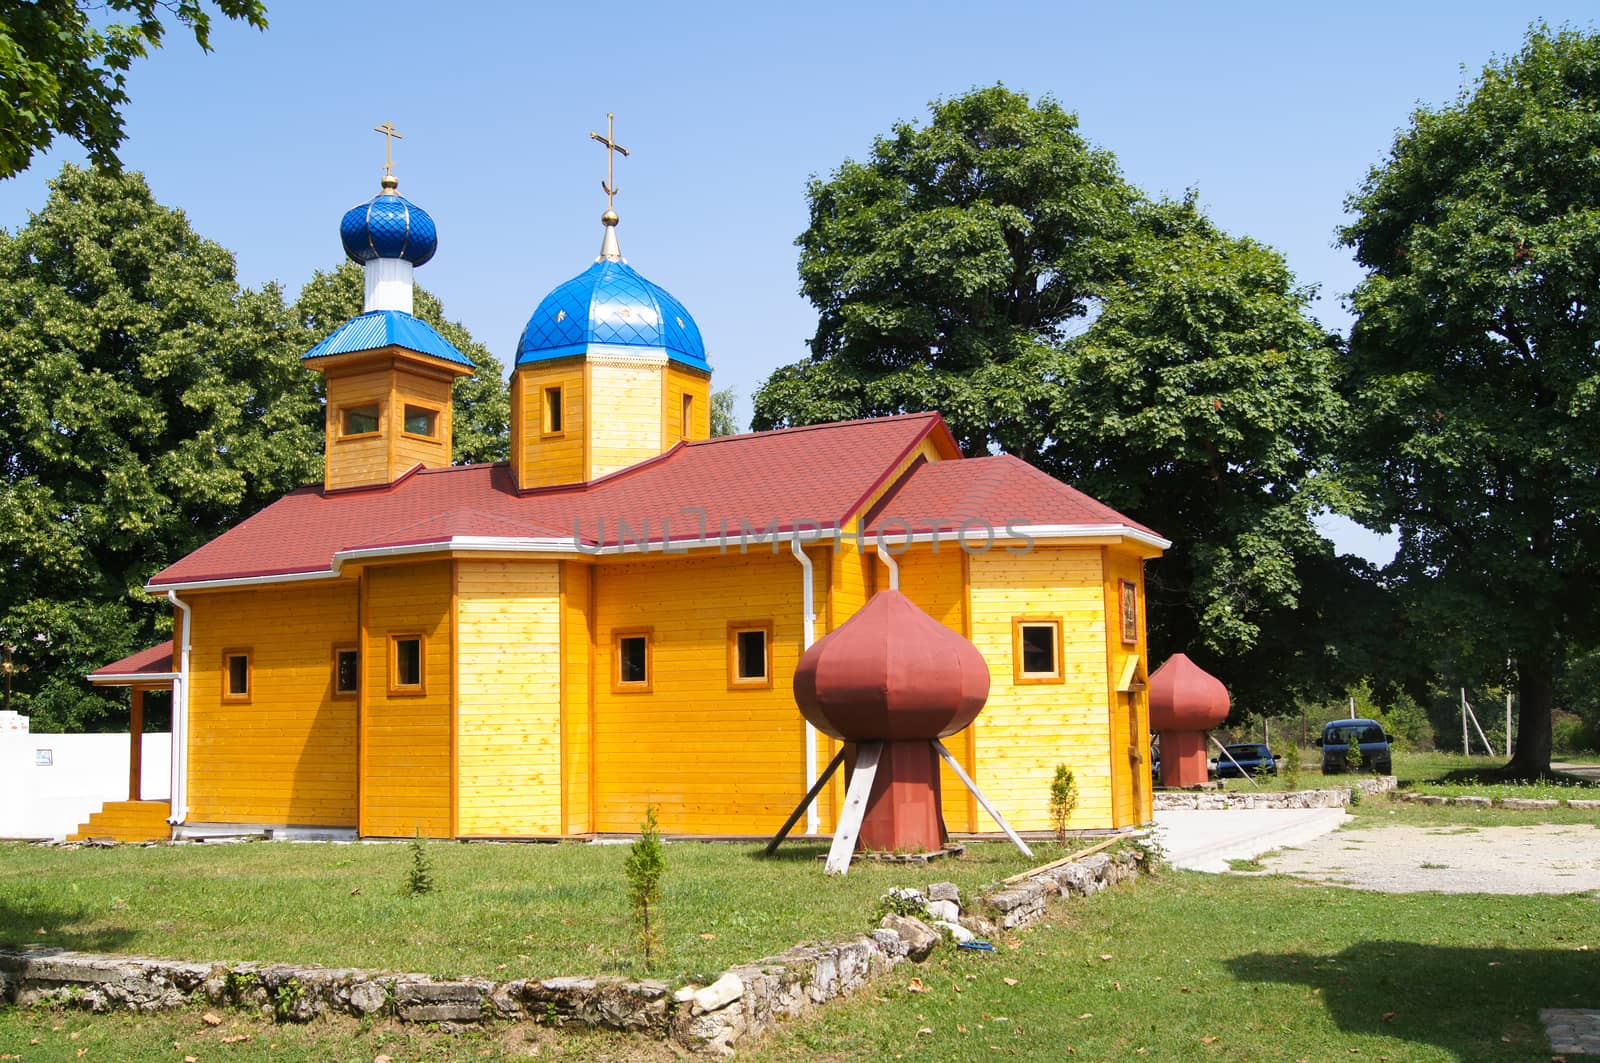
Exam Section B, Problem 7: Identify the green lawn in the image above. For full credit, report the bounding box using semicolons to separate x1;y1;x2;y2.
0;838;1060;983
1390;750;1600;802
6;870;1594;1062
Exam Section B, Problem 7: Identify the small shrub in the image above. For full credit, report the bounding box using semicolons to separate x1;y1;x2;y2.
1344;730;1364;773
272;977;304;1021
625;805;667;969
874;886;928;923
1048;764;1078;844
1283;742;1302;790
405;830;435;896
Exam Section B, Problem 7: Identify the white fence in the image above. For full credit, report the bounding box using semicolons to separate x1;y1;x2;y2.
0;731;170;841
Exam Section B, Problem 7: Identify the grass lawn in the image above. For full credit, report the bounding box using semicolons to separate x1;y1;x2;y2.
0;838;1064;984
1390;751;1600;802
7;870;1593;1062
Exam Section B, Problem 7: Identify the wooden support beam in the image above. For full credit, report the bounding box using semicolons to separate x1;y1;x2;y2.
825;741;881;876
934;739;1032;859
764;748;846;856
128;687;145;802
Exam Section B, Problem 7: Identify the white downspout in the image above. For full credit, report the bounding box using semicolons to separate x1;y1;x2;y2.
876;542;900;590
790;535;819;835
167;590;192;826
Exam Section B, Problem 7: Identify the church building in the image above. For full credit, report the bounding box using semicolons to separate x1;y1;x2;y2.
83;127;1168;843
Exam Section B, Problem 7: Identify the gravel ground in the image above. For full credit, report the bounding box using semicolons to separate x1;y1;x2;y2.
1257;823;1600;894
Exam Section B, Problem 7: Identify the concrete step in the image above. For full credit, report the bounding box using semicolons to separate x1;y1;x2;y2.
1152;807;1350;873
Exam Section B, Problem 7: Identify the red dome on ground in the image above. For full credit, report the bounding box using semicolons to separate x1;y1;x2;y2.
1148;653;1230;731
793;589;989;741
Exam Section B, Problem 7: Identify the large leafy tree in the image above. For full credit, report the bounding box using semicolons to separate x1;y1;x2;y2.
756;87;1363;714
0;164;318;729
0;0;267;179
294;261;509;464
1339;25;1600;778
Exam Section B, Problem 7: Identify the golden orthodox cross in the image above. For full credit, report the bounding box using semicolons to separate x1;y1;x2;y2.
373;121;404;176
589;113;630;211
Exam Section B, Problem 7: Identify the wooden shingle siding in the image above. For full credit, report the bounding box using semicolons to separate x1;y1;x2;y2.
362;561;452;837
185;581;359;827
590;550;819;835
454;559;563;836
969;546;1111;833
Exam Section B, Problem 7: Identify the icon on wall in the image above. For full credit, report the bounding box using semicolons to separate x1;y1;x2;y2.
34;749;53;767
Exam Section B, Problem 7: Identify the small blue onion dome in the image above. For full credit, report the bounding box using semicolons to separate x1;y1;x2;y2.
515;259;708;372
340;174;437;266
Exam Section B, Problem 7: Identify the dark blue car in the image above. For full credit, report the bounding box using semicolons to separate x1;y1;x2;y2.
1212;743;1280;778
1317;719;1393;774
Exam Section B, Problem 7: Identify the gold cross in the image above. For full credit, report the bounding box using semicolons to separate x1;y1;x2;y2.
373;121;404;176
589;113;630;211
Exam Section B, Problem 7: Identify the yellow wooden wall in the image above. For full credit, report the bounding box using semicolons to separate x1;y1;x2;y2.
590;549;820;835
511;357;587;489
892;547;980;832
455;559;563;836
1102;547;1153;827
663;364;711;445
362;561;453;838
968;545;1111;832
562;561;593;834
184;581;359;827
588;361;662;477
321;356;454;490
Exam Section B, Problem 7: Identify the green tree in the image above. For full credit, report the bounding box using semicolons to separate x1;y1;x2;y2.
294;261;509;464
0;164;318;729
0;0;267;179
710;386;739;437
1339;25;1600;777
624;804;667;969
756;86;1365;714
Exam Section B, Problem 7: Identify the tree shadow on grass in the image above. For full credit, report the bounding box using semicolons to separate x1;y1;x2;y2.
0;896;136;956
1228;941;1599;1060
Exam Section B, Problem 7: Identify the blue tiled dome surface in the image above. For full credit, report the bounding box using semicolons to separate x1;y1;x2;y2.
340;193;438;266
516;260;708;372
303;310;473;367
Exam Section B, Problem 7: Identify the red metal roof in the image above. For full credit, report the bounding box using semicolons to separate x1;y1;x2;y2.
863;454;1164;541
89;641;176;683
147;414;1164;589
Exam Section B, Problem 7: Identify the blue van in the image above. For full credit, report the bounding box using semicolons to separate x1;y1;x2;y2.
1318;719;1392;774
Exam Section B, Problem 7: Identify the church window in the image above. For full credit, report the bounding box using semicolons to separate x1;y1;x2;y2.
1013;618;1064;683
681;394;694;440
332;645;359;698
544;386;564;435
340;404;381;437
403;404;439;438
222;649;252;703
389;634;425;695
614;629;652;692
728;621;772;689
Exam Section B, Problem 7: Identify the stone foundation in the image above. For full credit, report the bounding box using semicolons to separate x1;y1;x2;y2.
1153;775;1395;810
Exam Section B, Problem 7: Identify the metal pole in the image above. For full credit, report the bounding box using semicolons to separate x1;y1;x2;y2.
1461;688;1469;756
1349;695;1356;720
1506;659;1514;757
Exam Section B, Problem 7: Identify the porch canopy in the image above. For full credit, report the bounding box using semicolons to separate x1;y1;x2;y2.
88;641;177;802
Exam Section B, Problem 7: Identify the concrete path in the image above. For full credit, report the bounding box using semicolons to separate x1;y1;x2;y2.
1152;807;1350;873
1555;760;1600;782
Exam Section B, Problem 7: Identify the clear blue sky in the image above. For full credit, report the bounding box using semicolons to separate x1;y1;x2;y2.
3;1;1593;562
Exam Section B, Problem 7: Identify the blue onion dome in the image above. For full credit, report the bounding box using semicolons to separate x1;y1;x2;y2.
339;174;438;266
515;258;709;372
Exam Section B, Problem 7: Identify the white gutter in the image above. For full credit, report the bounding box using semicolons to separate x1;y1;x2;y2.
870;523;1173;552
875;542;901;589
88;672;180;686
789;535;820;835
166;590;192;826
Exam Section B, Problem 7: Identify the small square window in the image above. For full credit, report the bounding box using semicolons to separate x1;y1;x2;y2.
544;386;564;435
222;649;251;703
1013;618;1064;684
388;634;425;695
728;621;773;689
614;629;652;692
340;404;380;437
403;404;438;438
333;645;359;698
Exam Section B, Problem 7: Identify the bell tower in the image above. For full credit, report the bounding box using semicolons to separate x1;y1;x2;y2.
304;125;475;491
509;114;711;491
